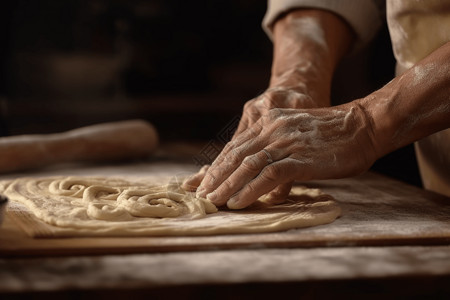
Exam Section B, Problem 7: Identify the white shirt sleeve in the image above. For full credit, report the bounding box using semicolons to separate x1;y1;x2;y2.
263;0;384;51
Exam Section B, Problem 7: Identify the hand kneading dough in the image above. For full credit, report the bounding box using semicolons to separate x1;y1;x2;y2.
0;176;341;237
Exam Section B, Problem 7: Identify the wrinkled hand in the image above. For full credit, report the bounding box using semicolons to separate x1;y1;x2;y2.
182;85;320;201
191;103;377;209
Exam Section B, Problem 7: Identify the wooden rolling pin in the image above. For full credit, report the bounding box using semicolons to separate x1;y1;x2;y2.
0;119;159;173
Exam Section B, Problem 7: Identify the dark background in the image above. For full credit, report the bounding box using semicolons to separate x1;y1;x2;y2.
0;0;422;186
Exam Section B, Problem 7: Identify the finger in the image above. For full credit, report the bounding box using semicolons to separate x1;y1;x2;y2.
181;165;210;192
196;138;265;198
212;118;267;175
232;99;259;139
205;150;271;206
226;158;299;209
232;116;249;139
263;181;293;205
242;100;263;129
196;125;265;197
213;120;264;168
245;111;261;129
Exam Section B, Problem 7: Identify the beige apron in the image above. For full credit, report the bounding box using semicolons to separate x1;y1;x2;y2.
387;0;450;196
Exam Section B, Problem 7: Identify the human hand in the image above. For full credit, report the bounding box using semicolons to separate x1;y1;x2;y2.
194;102;378;209
182;85;319;200
182;164;210;192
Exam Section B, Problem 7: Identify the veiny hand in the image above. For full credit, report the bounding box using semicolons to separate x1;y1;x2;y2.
182;85;320;200
194;102;378;209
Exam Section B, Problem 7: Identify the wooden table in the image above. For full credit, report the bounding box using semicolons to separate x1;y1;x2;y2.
1;160;450;298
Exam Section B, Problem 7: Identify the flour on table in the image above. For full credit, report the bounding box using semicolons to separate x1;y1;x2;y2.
0;176;341;237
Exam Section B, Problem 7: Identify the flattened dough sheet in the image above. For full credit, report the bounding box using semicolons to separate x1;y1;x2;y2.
1;176;341;238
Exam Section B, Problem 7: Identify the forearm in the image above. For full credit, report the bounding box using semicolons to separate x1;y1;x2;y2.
270;9;354;107
362;41;450;158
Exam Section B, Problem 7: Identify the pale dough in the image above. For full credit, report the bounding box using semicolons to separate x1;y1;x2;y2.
0;176;341;237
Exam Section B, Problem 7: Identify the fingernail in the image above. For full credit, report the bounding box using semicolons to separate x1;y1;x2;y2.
180;183;189;191
181;183;195;192
196;188;206;199
227;196;240;209
181;180;190;189
206;192;217;202
182;179;193;187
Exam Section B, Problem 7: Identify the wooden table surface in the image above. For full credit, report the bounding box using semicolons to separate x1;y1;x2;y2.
1;159;450;298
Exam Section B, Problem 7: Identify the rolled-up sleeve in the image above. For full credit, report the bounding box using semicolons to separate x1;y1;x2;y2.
263;0;384;51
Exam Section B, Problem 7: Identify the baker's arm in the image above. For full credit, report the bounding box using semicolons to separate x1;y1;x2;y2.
365;41;450;159
235;8;354;135
235;0;383;132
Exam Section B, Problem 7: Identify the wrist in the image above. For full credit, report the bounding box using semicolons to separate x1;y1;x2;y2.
270;9;354;108
268;74;330;108
355;94;391;160
358;41;450;158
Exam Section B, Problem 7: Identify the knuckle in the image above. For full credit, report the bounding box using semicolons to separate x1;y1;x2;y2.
222;140;235;153
243;99;257;111
242;155;260;172
245;182;257;194
261;93;278;110
202;172;216;187
243;99;255;111
262;164;282;182
243;110;260;125
261;109;283;126
225;149;242;166
222;178;235;190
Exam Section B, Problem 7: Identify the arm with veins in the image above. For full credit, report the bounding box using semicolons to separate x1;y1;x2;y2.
183;9;354;200
365;42;450;157
236;8;354;133
195;41;450;209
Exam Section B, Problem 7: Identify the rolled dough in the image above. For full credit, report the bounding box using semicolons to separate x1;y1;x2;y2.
0;176;341;237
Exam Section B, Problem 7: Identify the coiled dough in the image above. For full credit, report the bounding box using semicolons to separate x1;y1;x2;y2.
0;176;341;237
